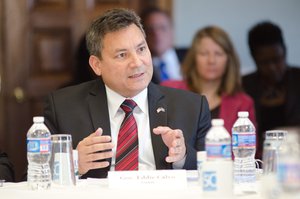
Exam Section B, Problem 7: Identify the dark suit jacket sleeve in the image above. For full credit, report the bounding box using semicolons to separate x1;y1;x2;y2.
43;80;102;145
43;80;112;178
0;152;15;182
183;96;211;170
44;93;60;135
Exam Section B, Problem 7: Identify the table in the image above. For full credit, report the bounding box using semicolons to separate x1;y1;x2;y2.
0;180;263;199
0;171;264;199
1;170;299;199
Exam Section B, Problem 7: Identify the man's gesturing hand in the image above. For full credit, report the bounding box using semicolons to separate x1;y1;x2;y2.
153;126;186;163
76;128;114;175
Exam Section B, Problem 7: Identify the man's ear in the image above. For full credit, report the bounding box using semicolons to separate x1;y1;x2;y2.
89;55;102;76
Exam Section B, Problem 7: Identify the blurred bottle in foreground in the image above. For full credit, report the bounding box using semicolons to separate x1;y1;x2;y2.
202;119;233;197
277;131;300;197
232;111;256;191
27;116;52;190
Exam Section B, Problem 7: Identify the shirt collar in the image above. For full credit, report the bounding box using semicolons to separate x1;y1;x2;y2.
153;48;178;67
105;85;148;117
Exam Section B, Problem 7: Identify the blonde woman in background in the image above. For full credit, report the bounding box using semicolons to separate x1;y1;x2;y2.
161;26;256;135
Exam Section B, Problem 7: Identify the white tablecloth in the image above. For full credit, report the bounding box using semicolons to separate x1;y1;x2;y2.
2;171;299;199
0;171;264;199
0;180;263;199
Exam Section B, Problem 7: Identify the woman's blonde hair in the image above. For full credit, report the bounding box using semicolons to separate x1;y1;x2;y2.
182;26;242;96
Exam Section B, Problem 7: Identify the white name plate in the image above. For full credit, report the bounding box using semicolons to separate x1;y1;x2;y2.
108;170;187;189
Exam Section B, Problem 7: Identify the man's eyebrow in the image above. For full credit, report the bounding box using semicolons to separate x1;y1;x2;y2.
136;40;147;48
113;40;147;53
114;48;127;53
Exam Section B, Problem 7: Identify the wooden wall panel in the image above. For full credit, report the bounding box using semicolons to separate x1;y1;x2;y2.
28;0;71;11
0;0;4;147
31;28;71;74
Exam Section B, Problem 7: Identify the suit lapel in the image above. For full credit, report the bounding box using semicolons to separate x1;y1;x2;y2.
86;79;112;177
87;79;111;137
148;83;172;169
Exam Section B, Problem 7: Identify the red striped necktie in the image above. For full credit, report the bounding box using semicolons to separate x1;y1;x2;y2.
115;99;138;171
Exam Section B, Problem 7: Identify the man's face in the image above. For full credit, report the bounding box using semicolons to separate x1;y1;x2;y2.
90;24;153;98
144;12;173;57
253;44;286;84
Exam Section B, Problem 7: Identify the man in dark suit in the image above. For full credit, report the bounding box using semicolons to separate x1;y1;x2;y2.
243;21;300;159
44;8;210;178
140;7;187;84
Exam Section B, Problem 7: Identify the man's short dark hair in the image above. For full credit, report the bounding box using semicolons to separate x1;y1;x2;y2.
248;21;286;57
86;8;145;59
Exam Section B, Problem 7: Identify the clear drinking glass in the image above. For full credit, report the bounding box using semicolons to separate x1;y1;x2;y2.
261;130;287;199
262;130;287;174
50;134;76;186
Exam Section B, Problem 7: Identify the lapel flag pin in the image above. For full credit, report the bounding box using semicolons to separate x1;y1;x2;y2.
156;107;165;113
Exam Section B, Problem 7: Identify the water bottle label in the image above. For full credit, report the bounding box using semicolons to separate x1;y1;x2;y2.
27;138;51;153
206;143;231;159
203;171;217;191
232;133;255;147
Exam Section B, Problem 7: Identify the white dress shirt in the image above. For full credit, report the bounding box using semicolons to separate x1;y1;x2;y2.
153;48;182;80
105;85;156;171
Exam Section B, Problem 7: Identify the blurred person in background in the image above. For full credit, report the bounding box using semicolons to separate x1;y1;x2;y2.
243;21;300;159
0;151;15;182
161;25;257;151
61;36;97;88
140;7;186;84
0;75;15;182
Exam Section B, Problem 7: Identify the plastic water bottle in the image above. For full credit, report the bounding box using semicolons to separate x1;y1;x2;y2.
27;116;51;190
232;111;256;190
202;119;233;197
206;119;232;161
